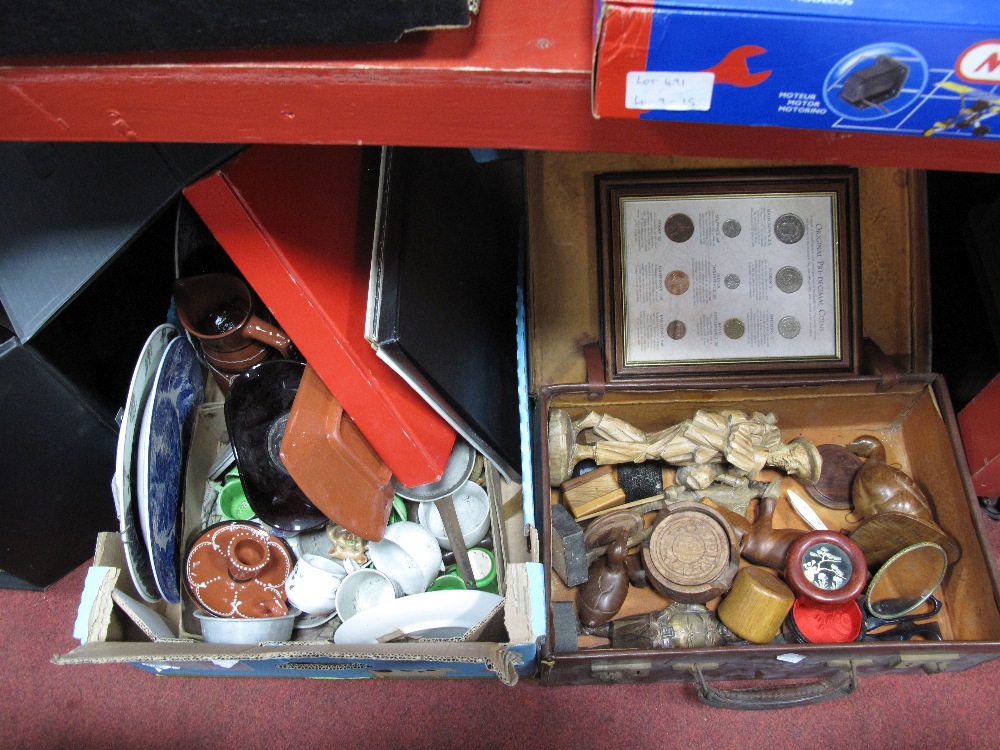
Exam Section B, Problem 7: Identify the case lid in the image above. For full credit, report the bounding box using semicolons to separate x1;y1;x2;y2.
526;152;928;391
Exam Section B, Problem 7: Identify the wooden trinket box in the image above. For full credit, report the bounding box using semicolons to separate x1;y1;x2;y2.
528;152;1000;706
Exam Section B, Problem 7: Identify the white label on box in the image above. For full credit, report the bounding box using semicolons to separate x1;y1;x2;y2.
625;71;714;111
777;653;807;664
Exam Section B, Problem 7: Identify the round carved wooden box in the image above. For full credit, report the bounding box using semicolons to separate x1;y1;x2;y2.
641;502;740;603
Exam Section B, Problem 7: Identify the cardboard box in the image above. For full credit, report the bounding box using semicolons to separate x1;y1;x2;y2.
592;0;1000;144
56;400;543;682
57;148;545;681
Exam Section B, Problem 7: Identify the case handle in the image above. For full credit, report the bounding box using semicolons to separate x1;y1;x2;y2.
688;661;858;710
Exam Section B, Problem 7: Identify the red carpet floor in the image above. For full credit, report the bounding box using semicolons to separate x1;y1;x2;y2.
4;519;1000;749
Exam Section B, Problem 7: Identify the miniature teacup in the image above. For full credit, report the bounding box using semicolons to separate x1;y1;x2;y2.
213;478;255;521
335;568;400;622
417;482;491;551
284;554;347;616
381;521;443;591
368;537;428;596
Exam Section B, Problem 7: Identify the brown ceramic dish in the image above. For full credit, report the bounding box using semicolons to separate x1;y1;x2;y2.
185;522;293;618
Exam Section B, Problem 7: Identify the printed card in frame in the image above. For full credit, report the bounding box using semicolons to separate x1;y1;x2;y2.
597;168;861;381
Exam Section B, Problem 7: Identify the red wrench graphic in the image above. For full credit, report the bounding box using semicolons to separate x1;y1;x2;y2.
702;45;771;87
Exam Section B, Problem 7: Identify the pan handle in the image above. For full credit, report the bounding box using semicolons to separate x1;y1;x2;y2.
689;661;858;710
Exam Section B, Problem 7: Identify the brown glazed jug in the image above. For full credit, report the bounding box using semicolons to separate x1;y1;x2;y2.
847;435;935;523
173;273;292;387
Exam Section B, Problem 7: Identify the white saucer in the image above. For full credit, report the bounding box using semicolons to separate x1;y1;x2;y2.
333;590;502;645
115;324;179;602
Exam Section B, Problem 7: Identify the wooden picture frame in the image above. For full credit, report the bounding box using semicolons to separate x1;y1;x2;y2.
597;167;861;381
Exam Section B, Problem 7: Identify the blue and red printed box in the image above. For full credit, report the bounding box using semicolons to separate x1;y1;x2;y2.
592;0;1000;141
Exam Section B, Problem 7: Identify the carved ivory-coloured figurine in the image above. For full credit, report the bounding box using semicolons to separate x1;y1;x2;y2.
548;408;821;488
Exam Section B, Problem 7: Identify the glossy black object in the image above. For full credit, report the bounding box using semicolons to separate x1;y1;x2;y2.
225;360;326;533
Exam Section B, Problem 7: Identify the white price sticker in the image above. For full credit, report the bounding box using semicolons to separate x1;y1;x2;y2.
625;71;714;111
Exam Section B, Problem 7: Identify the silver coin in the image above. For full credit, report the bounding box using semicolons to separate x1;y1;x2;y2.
775;266;803;293
724;274;741;289
778;316;801;339
723;318;746;340
774;213;805;244
722;219;741;238
666;320;687;340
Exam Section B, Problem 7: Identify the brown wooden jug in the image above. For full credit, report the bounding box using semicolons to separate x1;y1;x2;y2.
718;495;806;570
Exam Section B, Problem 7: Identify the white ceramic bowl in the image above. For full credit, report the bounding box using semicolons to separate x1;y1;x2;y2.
194;610;296;644
382;521;443;590
417;482;491;551
335;568;399;622
368;538;429;595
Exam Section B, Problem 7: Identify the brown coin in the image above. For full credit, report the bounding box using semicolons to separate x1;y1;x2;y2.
664;213;695;243
666;320;687;340
664;270;690;295
724;318;746;339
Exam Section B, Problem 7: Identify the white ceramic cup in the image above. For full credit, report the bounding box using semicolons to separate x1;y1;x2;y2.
417;481;491;551
368;537;429;595
382;521;444;590
335;568;400;622
284;554;347;616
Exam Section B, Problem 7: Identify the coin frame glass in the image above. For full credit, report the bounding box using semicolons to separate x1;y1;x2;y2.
596;168;861;381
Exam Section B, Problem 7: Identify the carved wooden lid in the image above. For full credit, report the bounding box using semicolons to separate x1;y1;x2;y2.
803;444;864;510
785;530;867;608
641;502;739;604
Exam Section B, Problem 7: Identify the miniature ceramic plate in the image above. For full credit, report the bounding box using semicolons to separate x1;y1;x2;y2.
137;335;205;604
115;324;179;602
333;590;502;645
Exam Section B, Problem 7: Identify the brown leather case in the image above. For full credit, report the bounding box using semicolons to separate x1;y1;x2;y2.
528;153;1000;705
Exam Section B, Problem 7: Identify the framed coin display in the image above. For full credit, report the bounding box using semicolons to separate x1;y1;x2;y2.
596;168;861;380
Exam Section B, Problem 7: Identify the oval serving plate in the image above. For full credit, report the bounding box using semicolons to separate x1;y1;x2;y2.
333;589;502;645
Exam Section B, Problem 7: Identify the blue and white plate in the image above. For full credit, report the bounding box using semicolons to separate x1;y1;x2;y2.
115;324;179;602
136;335;205;604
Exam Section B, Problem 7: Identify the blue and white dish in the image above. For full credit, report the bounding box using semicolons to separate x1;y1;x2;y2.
137;335;205;604
115;324;179;602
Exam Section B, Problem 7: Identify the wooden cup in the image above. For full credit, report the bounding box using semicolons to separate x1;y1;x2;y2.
717;566;795;644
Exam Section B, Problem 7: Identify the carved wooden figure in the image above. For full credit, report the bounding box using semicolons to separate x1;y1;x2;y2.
548;408;821;487
847;435;934;522
576;534;631;629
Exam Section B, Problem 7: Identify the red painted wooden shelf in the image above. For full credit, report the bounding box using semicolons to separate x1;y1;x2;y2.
2;2;999;171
